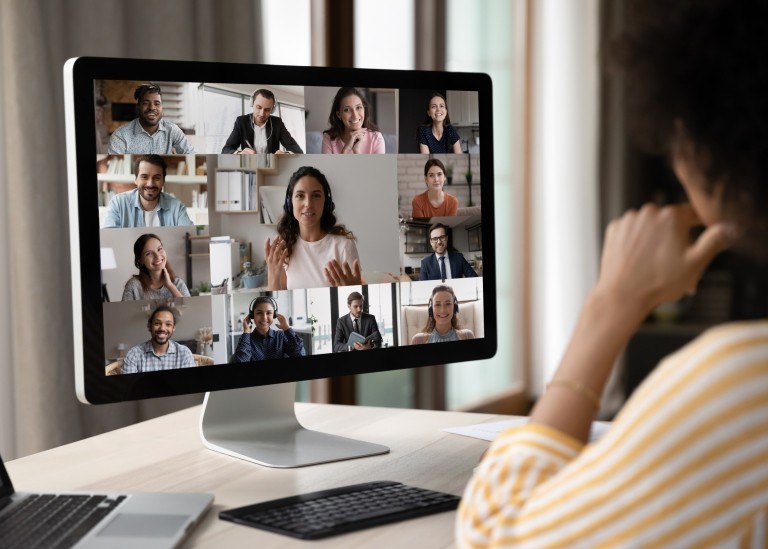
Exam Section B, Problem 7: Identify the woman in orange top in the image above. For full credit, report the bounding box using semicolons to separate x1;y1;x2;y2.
411;158;458;219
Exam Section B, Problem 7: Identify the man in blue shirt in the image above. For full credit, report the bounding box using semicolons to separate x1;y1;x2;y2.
109;83;194;154
232;296;305;362
101;154;194;228
122;305;196;374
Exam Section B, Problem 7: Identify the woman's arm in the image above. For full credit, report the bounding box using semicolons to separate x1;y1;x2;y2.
530;203;730;442
162;269;183;298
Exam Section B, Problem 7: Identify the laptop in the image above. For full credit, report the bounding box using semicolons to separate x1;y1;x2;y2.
0;452;213;549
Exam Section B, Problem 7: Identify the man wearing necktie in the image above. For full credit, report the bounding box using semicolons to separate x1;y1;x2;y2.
418;223;479;281
332;291;384;352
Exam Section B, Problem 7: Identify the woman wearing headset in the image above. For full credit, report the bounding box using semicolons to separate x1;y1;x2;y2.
122;233;190;300
411;284;474;344
264;166;362;290
232;296;305;362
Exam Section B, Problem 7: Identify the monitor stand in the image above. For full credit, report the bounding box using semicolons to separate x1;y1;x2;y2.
199;382;390;468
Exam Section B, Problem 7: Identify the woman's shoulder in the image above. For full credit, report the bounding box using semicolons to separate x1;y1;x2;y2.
631;319;768;414
456;329;475;340
411;332;428;345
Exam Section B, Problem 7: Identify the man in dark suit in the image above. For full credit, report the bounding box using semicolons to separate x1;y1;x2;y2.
333;291;383;352
419;223;478;281
221;88;304;154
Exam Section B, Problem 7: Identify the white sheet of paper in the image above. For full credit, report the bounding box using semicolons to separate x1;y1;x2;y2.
443;417;611;444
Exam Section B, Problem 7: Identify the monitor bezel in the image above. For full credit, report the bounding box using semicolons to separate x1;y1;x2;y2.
64;56;497;405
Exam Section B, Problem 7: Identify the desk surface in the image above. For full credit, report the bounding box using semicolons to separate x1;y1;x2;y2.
7;403;505;548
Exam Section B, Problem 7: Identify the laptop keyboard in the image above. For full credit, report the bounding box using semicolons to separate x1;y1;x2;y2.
220;480;460;540
0;493;125;549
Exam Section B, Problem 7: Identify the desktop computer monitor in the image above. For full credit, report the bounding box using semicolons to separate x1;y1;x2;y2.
64;57;497;467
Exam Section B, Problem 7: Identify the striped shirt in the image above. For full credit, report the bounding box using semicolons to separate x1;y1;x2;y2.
457;320;768;548
121;340;196;374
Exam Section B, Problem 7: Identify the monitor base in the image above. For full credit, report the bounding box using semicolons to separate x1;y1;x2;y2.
199;383;390;468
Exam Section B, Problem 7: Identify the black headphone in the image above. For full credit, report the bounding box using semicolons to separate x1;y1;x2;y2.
427;293;459;318
249;296;278;319
283;168;335;217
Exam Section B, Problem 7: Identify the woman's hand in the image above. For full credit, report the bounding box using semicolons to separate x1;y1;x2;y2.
275;313;290;331
595;203;732;317
324;259;362;287
242;316;254;334
162;268;183;297
344;129;367;154
264;236;288;290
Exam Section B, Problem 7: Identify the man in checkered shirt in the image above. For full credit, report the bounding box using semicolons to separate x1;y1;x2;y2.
122;305;196;374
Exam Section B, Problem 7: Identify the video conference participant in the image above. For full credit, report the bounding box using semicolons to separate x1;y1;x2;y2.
417;92;462;154
411;158;459;218
121;305;196;374
232;296;305;362
333;291;383;352
419;223;477;281
322;87;385;154
101;155;194;228
122;233;190;300
221;88;304;154
108;83;194;154
265;166;362;290
411;284;474;344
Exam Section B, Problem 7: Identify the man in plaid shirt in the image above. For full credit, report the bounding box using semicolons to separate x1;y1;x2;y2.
122;305;196;374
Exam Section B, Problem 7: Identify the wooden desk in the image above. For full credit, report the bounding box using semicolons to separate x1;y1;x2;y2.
7;404;504;548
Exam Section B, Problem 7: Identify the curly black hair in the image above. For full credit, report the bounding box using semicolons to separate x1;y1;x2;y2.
609;0;768;257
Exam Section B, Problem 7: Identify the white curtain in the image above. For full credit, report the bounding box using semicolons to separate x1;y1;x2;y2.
0;0;265;460
530;0;601;394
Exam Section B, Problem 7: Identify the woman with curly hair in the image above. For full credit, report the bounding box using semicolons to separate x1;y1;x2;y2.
321;87;385;154
458;1;768;546
265;166;361;290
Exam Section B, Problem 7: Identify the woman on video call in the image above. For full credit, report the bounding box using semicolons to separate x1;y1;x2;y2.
417;92;462;154
265;166;362;290
411;158;459;219
122;233;190;300
411;285;474;344
457;1;768;547
321;87;385;154
232;296;305;362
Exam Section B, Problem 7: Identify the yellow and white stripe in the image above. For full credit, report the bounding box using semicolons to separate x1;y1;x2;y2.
457;321;768;548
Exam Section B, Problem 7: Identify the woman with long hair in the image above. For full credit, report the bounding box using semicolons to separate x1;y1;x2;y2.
417;92;462;154
411;158;459;218
265;166;362;290
321;87;385;154
411;285;474;344
122;233;189;300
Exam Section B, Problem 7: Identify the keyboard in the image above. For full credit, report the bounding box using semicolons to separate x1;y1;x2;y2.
219;481;461;540
0;493;125;549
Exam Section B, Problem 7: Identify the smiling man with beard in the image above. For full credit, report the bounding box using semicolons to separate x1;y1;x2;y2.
101;155;194;228
109;83;194;154
121;305;195;374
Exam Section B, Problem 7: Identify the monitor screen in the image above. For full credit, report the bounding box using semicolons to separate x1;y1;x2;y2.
64;57;496;467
